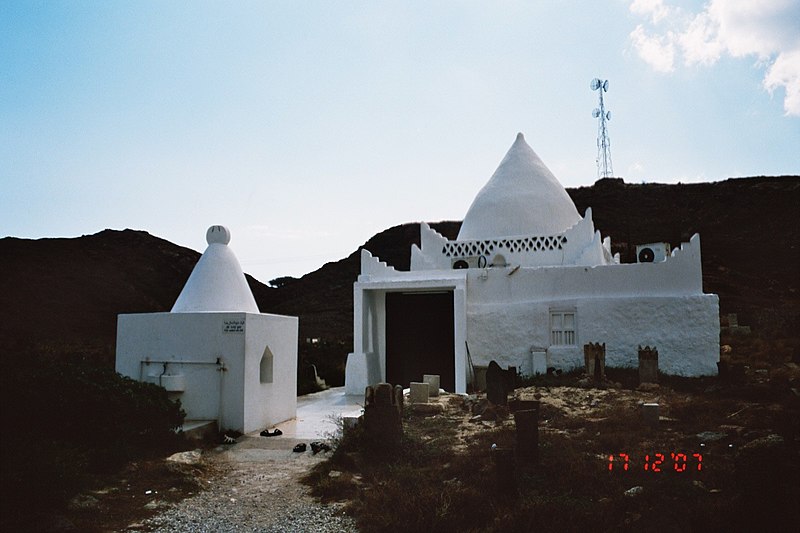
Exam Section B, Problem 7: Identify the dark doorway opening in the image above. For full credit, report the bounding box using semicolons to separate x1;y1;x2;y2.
385;291;455;391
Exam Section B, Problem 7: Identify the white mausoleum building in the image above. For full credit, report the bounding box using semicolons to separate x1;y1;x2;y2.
116;226;298;433
345;133;719;394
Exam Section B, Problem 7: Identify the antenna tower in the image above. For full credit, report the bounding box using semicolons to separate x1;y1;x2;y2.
591;78;613;178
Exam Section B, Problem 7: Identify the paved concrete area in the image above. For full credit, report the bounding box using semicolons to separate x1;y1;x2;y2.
182;387;363;447
271;387;363;440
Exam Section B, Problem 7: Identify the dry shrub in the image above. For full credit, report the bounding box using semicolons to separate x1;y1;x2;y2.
304;375;800;533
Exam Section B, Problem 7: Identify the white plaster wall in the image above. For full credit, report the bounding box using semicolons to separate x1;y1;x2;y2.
242;313;298;432
467;235;704;304
117;313;245;426
117;312;298;433
466;295;719;377
579;295;719;375
373;291;387;382
466;300;552;372
462;236;716;377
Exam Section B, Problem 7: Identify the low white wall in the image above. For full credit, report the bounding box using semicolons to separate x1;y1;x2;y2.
467;294;719;377
468;245;703;303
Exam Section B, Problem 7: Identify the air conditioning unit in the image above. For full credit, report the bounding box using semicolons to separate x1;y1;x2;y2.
636;243;671;263
451;256;487;269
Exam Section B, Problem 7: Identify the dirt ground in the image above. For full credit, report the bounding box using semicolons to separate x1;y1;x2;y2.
41;436;353;533
303;363;800;532
42;360;800;532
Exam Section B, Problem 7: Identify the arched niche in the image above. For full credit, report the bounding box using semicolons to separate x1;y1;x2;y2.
260;346;274;384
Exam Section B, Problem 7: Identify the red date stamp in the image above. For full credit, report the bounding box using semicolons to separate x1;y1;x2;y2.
607;453;703;472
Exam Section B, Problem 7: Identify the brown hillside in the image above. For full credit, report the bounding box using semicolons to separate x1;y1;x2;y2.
1;177;797;375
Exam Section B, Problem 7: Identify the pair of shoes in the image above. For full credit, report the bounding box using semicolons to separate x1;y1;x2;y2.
260;429;283;437
310;441;331;454
293;443;307;453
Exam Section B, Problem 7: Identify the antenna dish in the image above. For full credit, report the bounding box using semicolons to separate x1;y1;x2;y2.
592;109;600;118
591;78;601;91
603;79;609;92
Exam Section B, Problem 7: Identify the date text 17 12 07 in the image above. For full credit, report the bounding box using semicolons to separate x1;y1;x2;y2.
608;452;703;472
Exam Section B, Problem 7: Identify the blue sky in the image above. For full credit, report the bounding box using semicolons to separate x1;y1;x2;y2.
2;1;798;283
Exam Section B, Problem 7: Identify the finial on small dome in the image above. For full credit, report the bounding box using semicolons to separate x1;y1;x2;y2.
206;225;231;245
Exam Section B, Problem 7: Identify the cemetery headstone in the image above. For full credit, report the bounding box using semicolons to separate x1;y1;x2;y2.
514;404;540;462
642;402;659;429
486;360;508;406
410;382;430;404
363;382;403;447
492;446;517;495
638;346;659;384
584;342;606;381
423;374;440;397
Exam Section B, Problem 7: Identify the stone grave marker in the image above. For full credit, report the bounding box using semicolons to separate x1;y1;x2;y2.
486;360;508;406
423;374;440;397
638;346;659;384
410;382;430;404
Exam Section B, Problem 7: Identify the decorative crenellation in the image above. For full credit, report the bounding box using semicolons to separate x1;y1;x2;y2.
442;235;568;258
359;248;397;278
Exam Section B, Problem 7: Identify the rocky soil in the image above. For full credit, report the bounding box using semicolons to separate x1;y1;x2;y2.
48;436;356;533
38;365;800;532
303;369;799;532
134;437;356;533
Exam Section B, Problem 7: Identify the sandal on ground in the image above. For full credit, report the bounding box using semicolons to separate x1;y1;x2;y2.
310;441;331;454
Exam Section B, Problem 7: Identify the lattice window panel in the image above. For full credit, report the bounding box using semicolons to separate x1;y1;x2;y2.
442;235;567;257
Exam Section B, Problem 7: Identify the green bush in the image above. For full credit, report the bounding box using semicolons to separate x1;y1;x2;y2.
0;353;185;516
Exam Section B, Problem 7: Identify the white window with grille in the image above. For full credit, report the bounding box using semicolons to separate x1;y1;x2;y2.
550;311;576;346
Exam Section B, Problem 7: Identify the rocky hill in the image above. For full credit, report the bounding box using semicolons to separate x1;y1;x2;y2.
1;176;797;380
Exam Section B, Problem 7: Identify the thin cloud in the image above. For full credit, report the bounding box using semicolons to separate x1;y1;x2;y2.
630;25;677;72
764;49;800;115
630;0;673;24
629;0;800;116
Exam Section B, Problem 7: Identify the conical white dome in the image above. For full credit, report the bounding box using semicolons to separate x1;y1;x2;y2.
457;133;580;240
171;225;259;313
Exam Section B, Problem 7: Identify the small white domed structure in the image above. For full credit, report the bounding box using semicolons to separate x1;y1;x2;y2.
171;226;259;313
458;133;580;240
116;225;299;434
